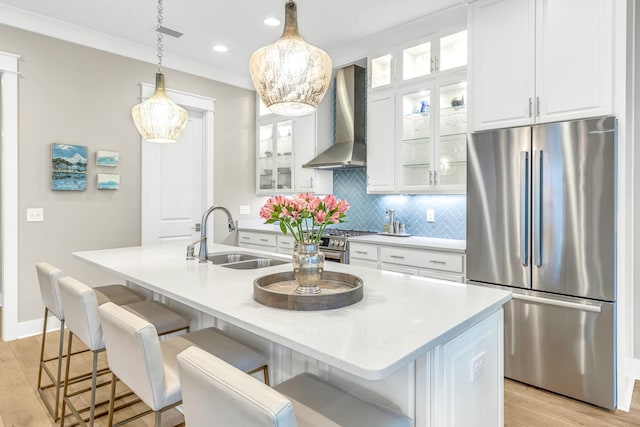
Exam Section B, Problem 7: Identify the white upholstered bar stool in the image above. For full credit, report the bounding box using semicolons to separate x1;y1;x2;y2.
35;262;146;422
98;302;269;427
177;346;412;427
58;276;193;427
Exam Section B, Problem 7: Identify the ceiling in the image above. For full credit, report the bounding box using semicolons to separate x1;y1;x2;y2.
0;0;462;88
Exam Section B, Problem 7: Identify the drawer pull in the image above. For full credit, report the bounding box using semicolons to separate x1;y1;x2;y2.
429;260;446;265
355;250;369;255
281;242;291;246
241;236;250;240
389;255;405;259
259;238;269;242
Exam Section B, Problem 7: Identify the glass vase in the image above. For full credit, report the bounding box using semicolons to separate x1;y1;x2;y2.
292;242;324;294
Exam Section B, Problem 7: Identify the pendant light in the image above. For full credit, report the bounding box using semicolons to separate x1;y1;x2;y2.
249;0;332;117
131;0;187;143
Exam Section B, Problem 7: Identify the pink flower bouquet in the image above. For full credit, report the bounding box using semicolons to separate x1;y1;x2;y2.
259;193;350;243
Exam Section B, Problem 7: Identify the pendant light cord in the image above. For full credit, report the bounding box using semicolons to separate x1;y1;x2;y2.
156;0;164;72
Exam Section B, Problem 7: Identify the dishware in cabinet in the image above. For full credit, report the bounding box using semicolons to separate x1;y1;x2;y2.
396;75;467;193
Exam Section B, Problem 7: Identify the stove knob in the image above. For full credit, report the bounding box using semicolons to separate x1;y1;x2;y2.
329;239;335;247
340;241;345;247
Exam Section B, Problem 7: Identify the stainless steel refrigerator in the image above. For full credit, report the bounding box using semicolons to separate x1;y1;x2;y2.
466;116;616;409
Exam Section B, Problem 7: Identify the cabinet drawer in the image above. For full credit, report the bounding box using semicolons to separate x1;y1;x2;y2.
380;246;463;273
349;243;378;261
277;235;295;255
238;231;277;247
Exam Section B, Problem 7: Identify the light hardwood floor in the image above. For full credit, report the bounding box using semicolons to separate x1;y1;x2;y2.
1;328;639;426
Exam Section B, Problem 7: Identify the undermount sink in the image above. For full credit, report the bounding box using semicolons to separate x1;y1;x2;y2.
222;258;287;270
207;252;287;269
208;252;260;265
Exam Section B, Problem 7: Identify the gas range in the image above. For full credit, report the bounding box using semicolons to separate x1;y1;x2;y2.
318;229;376;263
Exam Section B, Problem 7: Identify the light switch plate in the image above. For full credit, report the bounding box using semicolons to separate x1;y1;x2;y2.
426;209;435;222
239;205;250;215
27;207;44;222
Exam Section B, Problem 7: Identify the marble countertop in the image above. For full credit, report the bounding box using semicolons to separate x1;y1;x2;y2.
74;242;508;380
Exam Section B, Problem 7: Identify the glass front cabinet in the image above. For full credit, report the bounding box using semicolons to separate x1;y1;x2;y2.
257;119;293;193
256;97;333;195
368;29;467;194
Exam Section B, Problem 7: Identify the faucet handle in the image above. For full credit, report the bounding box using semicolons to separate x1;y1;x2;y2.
186;237;205;260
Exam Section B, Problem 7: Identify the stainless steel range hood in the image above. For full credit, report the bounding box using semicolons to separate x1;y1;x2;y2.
303;64;366;169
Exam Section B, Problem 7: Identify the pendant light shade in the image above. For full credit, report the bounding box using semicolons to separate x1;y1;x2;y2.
132;73;188;143
250;1;332;116
131;0;187;143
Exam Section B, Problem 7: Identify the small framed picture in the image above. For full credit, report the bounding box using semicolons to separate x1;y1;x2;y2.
97;173;120;190
51;143;87;191
96;150;119;167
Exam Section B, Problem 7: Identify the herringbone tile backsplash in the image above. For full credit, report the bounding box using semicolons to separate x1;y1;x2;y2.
332;169;466;240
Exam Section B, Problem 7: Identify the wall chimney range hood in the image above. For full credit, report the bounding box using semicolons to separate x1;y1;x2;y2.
303;64;367;169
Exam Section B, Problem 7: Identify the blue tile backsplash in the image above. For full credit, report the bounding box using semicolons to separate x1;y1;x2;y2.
331;168;466;240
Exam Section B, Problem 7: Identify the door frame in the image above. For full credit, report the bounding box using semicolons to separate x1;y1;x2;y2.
1;51;20;341
139;82;215;244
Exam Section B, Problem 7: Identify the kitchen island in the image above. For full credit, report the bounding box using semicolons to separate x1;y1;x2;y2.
74;242;511;427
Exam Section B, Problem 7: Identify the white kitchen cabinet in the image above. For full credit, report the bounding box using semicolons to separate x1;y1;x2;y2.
366;90;396;193
256;98;332;195
276;234;295;255
368;28;467;195
369;29;468;91
237;230;277;253
397;76;467;193
469;0;613;131
349;241;465;282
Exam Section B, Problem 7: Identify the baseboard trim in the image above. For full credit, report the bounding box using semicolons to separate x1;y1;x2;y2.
15;316;61;340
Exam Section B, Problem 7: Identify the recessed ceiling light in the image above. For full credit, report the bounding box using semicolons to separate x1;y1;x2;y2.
213;44;228;53
264;17;280;27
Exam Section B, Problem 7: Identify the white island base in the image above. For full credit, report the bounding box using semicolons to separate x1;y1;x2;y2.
74;243;510;427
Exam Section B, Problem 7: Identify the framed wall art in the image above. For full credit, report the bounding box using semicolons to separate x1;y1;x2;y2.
97;173;120;190
96;150;119;167
51;143;87;191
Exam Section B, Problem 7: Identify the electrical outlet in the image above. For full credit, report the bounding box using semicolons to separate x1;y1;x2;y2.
426;209;435;222
27;207;44;222
239;205;250;215
471;352;486;382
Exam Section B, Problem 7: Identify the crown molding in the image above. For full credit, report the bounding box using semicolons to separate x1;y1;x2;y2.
0;4;254;89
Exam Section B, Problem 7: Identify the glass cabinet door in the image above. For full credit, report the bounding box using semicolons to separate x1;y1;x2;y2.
399;87;432;188
370;54;393;89
275;120;293;191
258;123;276;191
402;41;432;81
258;120;293;192
439;30;467;72
437;80;467;187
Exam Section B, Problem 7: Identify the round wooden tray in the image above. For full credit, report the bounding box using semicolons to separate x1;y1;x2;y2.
254;271;363;311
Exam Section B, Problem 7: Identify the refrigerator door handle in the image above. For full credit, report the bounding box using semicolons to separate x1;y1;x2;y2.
520;151;529;266
534;150;543;266
512;293;602;313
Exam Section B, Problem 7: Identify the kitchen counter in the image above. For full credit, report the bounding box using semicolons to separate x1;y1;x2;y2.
348;234;466;253
74;242;509;425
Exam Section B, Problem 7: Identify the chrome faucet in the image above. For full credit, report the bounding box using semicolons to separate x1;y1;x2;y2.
189;205;236;263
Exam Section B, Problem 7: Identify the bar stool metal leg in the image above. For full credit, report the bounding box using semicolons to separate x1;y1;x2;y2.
37;307;65;421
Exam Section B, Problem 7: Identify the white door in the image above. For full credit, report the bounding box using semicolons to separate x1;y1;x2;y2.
141;111;204;244
140;85;215;245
